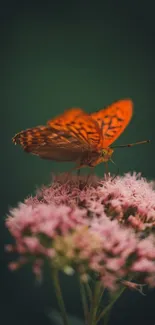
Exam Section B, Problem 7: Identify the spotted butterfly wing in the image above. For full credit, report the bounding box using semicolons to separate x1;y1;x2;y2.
12;108;102;161
13;126;84;161
91;99;133;147
47;107;102;148
12;100;134;164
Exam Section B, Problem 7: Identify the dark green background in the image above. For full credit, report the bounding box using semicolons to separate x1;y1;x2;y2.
1;1;155;324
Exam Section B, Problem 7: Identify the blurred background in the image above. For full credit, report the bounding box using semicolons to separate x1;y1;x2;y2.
1;0;155;324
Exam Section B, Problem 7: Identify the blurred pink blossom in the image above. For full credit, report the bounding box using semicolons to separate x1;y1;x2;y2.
5;173;155;290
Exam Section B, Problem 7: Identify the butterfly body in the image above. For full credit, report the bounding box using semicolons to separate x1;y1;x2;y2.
12;99;133;168
78;147;114;168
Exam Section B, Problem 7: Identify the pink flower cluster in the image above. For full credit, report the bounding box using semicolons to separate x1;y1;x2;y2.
5;173;155;290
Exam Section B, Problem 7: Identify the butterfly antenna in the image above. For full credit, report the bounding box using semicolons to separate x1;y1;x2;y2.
110;159;119;179
111;140;150;149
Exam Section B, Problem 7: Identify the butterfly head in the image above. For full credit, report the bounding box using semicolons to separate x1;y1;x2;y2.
86;147;114;168
101;147;114;162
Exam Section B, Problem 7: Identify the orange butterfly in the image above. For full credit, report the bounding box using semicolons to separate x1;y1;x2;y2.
12;99;149;169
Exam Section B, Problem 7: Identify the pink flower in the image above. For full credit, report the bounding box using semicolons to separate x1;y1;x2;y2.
132;258;155;272
5;173;155;291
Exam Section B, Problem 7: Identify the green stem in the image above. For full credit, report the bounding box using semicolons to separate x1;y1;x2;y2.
52;269;69;325
96;286;126;323
85;282;93;305
103;309;110;325
79;279;89;325
97;287;105;309
89;281;102;325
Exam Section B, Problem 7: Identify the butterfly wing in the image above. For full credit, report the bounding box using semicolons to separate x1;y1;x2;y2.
13;108;102;161
12;126;91;161
91;99;133;147
13;101;132;162
47;107;102;149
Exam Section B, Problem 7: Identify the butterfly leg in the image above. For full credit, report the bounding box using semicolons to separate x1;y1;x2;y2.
64;165;79;183
74;162;89;188
75;168;82;187
85;167;95;185
110;159;119;181
111;168;119;181
104;162;108;175
104;161;112;181
77;168;81;177
65;164;82;186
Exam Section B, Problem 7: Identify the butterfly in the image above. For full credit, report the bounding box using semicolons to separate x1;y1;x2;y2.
12;99;149;170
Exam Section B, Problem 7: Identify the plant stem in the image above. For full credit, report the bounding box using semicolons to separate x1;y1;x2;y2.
96;286;126;323
52;268;69;325
85;281;93;305
103;309;110;325
79;279;89;325
89;281;102;325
